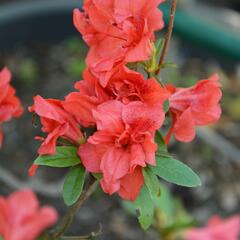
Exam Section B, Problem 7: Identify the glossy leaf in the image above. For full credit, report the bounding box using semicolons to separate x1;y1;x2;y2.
63;165;86;206
150;156;201;187
34;146;80;167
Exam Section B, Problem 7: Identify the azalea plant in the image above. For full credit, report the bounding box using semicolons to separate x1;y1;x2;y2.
2;0;238;239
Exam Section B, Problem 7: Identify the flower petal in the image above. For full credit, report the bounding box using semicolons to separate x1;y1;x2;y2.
100;147;129;194
118;167;144;201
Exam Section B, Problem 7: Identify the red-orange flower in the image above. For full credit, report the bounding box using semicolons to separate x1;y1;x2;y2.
73;0;164;86
0;189;58;240
79;100;165;201
185;215;240;240
63;67;169;128
63;69;110;127
0;67;23;147
107;66;169;105
29;95;84;155
165;74;222;143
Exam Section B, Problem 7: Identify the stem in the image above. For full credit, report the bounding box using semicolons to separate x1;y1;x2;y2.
60;224;103;240
155;0;177;75
49;176;98;240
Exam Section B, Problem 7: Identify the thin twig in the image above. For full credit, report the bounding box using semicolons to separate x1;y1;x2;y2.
60;224;103;240
155;0;177;75
49;176;98;239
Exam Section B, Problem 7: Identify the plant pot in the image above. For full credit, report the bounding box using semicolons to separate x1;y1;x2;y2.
0;0;239;61
0;0;83;48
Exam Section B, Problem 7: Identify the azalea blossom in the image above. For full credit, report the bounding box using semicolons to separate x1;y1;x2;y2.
63;68;110;127
29;95;84;155
106;66;169;105
73;0;165;86
78;100;165;201
63;67;169;128
186;215;240;240
0;189;58;240
165;74;222;143
0;67;23;147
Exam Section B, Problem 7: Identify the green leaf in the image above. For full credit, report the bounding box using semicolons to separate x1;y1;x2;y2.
143;168;161;198
155;131;168;156
155;38;164;59
63;165;86;206
92;173;102;180
160;62;178;69
34;146;80;167
163;100;170;113
134;185;154;230
150;156;201;187
153;183;174;223
0;236;3;240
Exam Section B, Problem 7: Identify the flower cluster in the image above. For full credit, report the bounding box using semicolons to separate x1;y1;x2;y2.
73;0;165;86
0;67;23;147
30;0;222;201
0;189;58;240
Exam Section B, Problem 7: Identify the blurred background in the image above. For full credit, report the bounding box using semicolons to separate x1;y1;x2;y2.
0;0;239;239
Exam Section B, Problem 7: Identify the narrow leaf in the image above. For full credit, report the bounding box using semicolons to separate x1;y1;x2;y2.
143;168;161;198
63;165;86;206
134;185;154;230
160;62;178;69
155;131;168;156
150;156;201;187
156;38;164;59
34;146;80;167
163;100;170;113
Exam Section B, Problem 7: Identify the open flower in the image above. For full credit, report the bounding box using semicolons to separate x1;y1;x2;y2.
185;215;240;240
29;95;84;155
0;67;23;147
0;189;58;240
165;74;222;143
73;0;164;86
63;68;110;127
107;66;169;105
79;100;165;201
63;67;169;128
